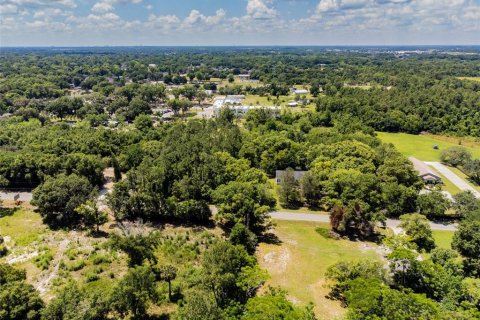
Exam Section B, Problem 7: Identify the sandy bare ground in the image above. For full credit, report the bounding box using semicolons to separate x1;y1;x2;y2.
34;238;70;295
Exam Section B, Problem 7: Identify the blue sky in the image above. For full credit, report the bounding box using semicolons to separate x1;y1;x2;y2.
1;0;479;46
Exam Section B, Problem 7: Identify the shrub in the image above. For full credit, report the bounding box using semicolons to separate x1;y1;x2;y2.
67;259;86;271
34;251;54;270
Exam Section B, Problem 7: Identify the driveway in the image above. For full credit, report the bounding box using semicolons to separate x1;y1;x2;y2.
270;211;457;231
426;162;480;198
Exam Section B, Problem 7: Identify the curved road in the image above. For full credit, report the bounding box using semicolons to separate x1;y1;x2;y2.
270;211;457;231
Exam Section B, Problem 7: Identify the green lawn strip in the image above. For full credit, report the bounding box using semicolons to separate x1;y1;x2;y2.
432;230;455;250
258;220;379;319
376;132;480;161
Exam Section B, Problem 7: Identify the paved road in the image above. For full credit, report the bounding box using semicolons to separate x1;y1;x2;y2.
270;211;457;231
0;191;33;202
426;162;480;198
1;191;457;231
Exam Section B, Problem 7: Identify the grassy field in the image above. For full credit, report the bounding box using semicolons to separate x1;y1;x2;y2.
377;132;480;161
432;230;454;250
0;206;47;246
257;220;380;319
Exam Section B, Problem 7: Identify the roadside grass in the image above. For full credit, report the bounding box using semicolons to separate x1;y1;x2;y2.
432;230;454;250
376;132;480;161
449;167;480;193
257;220;380;319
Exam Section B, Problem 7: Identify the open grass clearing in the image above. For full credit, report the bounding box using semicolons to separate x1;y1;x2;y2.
432;230;455;250
0;206;47;247
377;132;480;161
257;220;381;319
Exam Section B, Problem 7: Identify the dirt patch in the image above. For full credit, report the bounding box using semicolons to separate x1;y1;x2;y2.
262;247;290;274
34;238;70;296
6;250;39;264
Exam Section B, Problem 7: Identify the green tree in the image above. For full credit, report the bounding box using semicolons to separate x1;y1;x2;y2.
75;200;108;232
213;181;275;233
229;222;258;254
440;146;472;167
399;213;436;252
0;282;44;320
278;168;302;208
0;264;43;320
202;241;259;307
127;97;151;121
242;288;316;320
416;191;451;218
452;191;480;218
464;159;480;184
174;291;222;320
299;171;322;208
133;114;153;132
109;232;161;267
157;264;177;302
31;174;93;227
42;282;110;320
111;266;157;319
452;219;480;276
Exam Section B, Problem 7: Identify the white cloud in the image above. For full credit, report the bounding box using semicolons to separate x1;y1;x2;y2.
0;3;18;14
246;0;277;19
92;1;114;13
182;9;226;28
33;8;64;18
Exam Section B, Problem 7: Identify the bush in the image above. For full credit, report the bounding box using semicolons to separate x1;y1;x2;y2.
90;254;111;265
67;259;86;271
174;200;211;224
34;251;54;270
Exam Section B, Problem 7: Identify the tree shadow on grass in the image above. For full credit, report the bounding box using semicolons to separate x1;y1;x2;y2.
0;206;19;218
258;232;282;245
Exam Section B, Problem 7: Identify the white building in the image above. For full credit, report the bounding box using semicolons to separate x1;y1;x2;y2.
294;89;308;95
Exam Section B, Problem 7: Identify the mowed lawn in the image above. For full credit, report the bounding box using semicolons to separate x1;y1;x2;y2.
257;221;380;320
432;230;455;250
377;132;480;161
